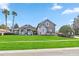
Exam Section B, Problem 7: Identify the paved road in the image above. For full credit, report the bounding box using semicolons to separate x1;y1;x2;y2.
0;47;79;56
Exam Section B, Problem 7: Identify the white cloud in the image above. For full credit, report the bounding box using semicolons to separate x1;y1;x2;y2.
67;19;74;26
70;19;74;22
51;3;63;10
62;7;79;15
0;3;9;10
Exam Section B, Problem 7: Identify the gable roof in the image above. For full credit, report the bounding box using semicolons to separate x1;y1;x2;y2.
20;24;35;30
37;19;56;29
43;19;56;25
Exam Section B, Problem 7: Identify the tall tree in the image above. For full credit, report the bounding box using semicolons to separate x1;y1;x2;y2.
2;9;9;31
12;11;17;32
73;15;79;35
14;23;19;29
0;24;9;29
59;25;74;37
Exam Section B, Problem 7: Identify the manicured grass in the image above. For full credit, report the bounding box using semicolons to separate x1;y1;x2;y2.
0;35;76;41
0;35;79;50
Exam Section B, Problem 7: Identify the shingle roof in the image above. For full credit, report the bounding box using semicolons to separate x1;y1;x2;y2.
37;19;56;28
20;24;35;30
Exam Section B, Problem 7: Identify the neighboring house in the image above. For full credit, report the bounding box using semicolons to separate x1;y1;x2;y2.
73;16;79;35
37;19;56;35
0;29;10;33
13;28;19;34
19;24;36;35
0;29;10;35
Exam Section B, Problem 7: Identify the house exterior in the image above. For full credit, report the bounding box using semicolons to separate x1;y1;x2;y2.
0;29;10;33
13;28;19;34
19;24;36;35
37;19;56;35
73;16;79;35
0;29;10;35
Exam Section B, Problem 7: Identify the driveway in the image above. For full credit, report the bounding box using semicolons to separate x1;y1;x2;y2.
0;47;79;56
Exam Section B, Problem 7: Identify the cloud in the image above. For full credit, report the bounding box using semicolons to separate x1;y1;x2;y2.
67;19;74;26
62;7;79;15
70;19;74;22
51;3;63;10
0;3;9;10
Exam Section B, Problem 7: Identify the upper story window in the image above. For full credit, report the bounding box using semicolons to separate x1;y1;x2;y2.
47;23;49;25
46;22;49;27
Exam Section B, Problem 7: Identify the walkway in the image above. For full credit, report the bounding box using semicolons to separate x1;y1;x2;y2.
0;47;79;56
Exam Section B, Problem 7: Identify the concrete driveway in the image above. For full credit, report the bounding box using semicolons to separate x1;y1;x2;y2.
0;47;79;56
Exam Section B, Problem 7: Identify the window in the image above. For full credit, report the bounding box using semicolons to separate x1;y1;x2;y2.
40;32;41;34
46;22;49;26
43;29;44;32
47;23;48;25
49;29;52;32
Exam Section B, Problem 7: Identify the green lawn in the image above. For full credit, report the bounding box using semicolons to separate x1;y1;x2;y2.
0;35;79;50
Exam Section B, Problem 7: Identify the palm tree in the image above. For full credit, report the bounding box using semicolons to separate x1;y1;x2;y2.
12;11;17;32
2;9;9;31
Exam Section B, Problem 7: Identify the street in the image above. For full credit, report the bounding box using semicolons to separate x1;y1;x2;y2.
0;47;79;56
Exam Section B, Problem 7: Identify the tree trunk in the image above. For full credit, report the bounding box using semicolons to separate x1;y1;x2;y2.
12;15;15;33
5;15;7;32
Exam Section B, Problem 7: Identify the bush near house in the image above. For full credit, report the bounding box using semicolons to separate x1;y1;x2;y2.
59;25;74;37
57;33;66;37
4;32;16;35
0;24;9;29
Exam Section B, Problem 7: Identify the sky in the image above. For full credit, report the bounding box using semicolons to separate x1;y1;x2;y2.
0;3;79;31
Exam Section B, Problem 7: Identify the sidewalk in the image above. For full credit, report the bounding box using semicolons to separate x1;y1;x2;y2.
74;36;79;38
0;47;79;56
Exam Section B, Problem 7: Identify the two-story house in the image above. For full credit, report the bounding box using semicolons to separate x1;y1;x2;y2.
37;19;56;35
